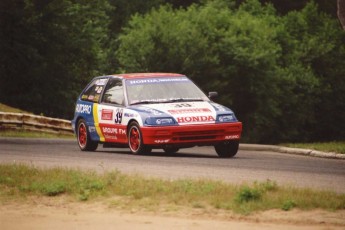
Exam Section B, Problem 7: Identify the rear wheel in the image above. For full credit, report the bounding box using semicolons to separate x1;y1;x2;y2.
128;122;151;154
77;119;98;151
214;140;239;158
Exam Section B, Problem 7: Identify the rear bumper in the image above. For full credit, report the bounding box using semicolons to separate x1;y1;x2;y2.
141;122;242;146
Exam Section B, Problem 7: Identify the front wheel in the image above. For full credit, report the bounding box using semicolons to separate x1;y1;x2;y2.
214;141;239;158
77;119;98;151
128;122;151;154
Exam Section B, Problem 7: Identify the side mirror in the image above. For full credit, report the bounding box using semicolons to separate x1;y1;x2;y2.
208;91;218;99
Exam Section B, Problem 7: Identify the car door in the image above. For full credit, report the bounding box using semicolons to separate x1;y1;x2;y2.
94;78;127;143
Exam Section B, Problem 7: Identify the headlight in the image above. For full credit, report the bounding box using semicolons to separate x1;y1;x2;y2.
145;117;176;126
217;114;237;122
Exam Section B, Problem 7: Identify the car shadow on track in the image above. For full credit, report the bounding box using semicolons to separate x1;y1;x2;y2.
96;148;221;159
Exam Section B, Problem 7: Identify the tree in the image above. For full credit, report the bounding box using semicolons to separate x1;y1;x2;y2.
276;2;345;142
116;0;283;142
116;0;345;143
0;0;111;118
339;0;345;29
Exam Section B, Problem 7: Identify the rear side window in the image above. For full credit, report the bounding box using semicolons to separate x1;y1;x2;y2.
80;78;108;103
102;78;124;105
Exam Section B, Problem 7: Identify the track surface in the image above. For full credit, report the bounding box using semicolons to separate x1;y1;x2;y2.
0;137;344;193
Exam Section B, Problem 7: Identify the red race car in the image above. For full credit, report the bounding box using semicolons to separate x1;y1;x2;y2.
72;73;242;158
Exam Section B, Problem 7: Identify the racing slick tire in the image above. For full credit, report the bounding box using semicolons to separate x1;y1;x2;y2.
128;122;152;155
163;147;179;154
77;119;98;151
214;140;239;158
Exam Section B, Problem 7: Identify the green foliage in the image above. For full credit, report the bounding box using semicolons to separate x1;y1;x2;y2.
1;0;344;143
282;200;296;211
117;1;279;142
235;180;277;204
41;181;66;196
0;0;111;119
235;186;262;203
116;0;345;143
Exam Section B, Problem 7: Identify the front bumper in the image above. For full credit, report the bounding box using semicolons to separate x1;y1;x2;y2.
141;122;242;146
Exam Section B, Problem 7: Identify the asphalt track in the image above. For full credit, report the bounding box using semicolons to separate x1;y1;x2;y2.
0;137;344;193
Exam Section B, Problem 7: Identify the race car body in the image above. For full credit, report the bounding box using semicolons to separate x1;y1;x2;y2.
71;73;242;157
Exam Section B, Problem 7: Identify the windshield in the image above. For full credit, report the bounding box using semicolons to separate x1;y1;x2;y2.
125;77;209;105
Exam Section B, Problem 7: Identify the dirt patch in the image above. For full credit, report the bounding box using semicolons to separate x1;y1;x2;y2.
0;197;344;230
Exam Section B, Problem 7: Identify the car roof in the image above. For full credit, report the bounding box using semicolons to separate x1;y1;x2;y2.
109;73;185;79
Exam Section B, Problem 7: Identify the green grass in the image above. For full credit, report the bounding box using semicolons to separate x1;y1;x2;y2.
0;164;344;214
282;142;345;154
0;103;30;113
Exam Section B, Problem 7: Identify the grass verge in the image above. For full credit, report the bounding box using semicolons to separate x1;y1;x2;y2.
0;103;31;113
0;164;344;214
282;142;345;154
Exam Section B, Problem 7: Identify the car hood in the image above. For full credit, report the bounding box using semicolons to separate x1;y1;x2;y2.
137;101;219;125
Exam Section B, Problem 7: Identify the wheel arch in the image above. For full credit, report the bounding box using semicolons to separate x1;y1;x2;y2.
126;119;140;135
74;116;85;133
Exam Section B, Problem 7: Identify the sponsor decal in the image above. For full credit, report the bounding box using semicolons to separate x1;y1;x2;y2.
154;139;170;144
168;108;211;114
156;118;173;125
124;113;136;118
96;86;103;94
102;127;118;140
88;126;96;133
119;128;126;135
127;77;189;85
76;104;92;114
102;127;118;134
101;109;113;120
102;127;126;135
174;103;192;108
225;135;240;140
101;127;126;139
177;115;215;123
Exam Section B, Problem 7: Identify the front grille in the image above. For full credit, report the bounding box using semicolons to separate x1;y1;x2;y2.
179;135;217;141
174;130;222;136
172;129;223;141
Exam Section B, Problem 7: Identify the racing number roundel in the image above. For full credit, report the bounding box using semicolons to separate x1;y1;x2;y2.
115;108;123;124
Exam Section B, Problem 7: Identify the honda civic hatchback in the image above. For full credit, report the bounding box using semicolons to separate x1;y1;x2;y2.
71;73;242;158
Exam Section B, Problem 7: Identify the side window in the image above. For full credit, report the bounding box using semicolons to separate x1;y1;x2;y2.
80;78;108;103
102;78;124;105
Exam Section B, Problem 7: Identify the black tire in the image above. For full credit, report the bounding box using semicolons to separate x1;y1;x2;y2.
163;146;179;154
214;140;239;158
128;122;151;154
77;119;98;151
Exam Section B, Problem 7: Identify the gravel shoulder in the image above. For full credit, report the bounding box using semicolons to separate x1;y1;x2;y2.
1;197;344;230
